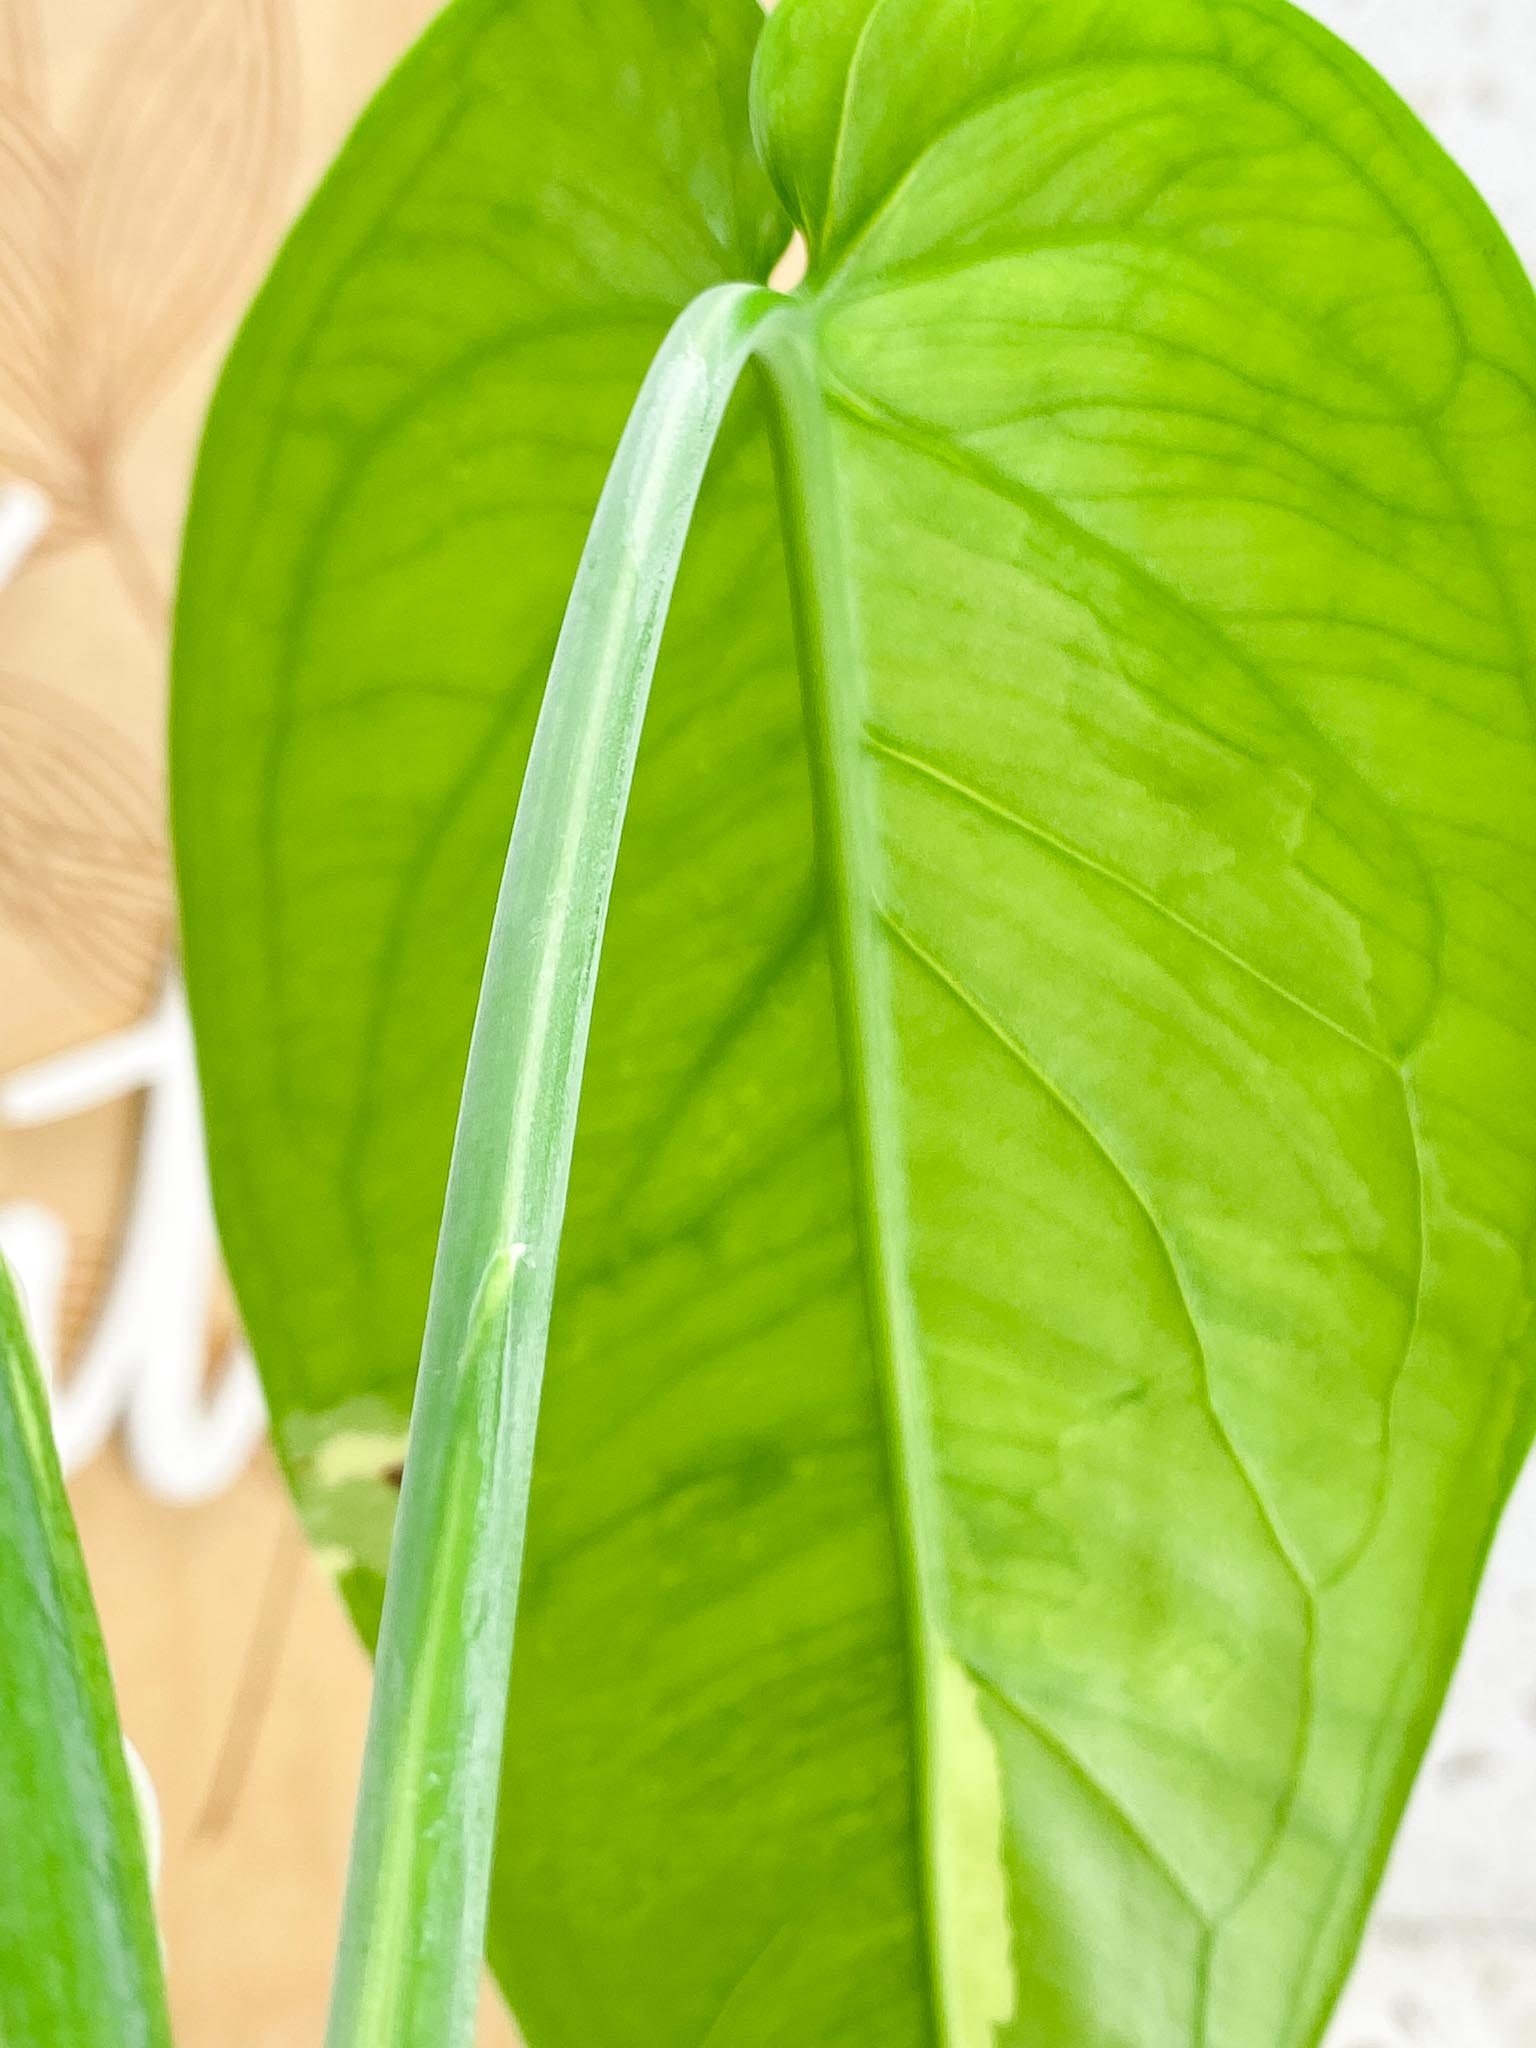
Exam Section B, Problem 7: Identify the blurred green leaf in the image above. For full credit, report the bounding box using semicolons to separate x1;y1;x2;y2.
173;1;1536;2044
0;1257;172;2048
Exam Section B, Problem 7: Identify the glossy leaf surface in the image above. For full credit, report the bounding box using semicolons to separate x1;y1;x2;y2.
0;1257;172;2048
173;0;1536;2043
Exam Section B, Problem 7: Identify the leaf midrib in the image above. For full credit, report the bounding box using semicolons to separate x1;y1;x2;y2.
759;313;953;2048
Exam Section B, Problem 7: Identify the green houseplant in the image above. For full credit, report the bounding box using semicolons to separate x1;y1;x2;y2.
5;0;1536;2044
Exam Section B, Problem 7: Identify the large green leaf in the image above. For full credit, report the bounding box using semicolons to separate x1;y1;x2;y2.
172;0;1536;2044
0;1257;172;2048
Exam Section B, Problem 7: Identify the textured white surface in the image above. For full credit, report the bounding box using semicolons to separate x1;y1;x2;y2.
1296;5;1536;2044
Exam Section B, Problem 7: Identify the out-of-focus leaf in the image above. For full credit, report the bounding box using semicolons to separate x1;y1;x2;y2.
0;1254;172;2048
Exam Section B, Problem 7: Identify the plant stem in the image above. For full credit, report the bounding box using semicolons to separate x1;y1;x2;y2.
323;280;786;2048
